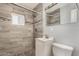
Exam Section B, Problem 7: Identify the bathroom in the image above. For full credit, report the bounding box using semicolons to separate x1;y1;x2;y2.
0;3;78;56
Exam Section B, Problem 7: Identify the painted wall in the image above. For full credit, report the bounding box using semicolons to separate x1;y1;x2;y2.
47;24;79;56
47;3;79;56
60;3;78;24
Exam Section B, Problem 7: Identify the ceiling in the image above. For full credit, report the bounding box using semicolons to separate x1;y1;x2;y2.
15;3;39;10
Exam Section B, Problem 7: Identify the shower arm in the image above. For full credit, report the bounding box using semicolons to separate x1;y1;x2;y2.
76;3;79;9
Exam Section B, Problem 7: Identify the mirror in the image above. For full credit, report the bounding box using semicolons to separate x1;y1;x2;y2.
45;3;79;26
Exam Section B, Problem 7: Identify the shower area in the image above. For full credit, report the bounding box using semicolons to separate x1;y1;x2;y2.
0;3;44;56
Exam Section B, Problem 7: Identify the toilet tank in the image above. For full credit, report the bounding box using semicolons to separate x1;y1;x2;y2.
52;43;74;56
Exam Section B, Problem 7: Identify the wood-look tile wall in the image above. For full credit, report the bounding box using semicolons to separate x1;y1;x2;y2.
33;3;43;38
0;3;34;56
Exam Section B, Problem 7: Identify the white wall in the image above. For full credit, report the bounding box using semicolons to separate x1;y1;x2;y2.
46;3;79;56
47;24;79;56
60;4;71;24
60;3;78;24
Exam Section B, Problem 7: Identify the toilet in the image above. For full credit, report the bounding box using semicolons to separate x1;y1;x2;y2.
52;43;74;56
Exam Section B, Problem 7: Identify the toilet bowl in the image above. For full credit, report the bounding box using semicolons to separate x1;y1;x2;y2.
52;43;74;56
